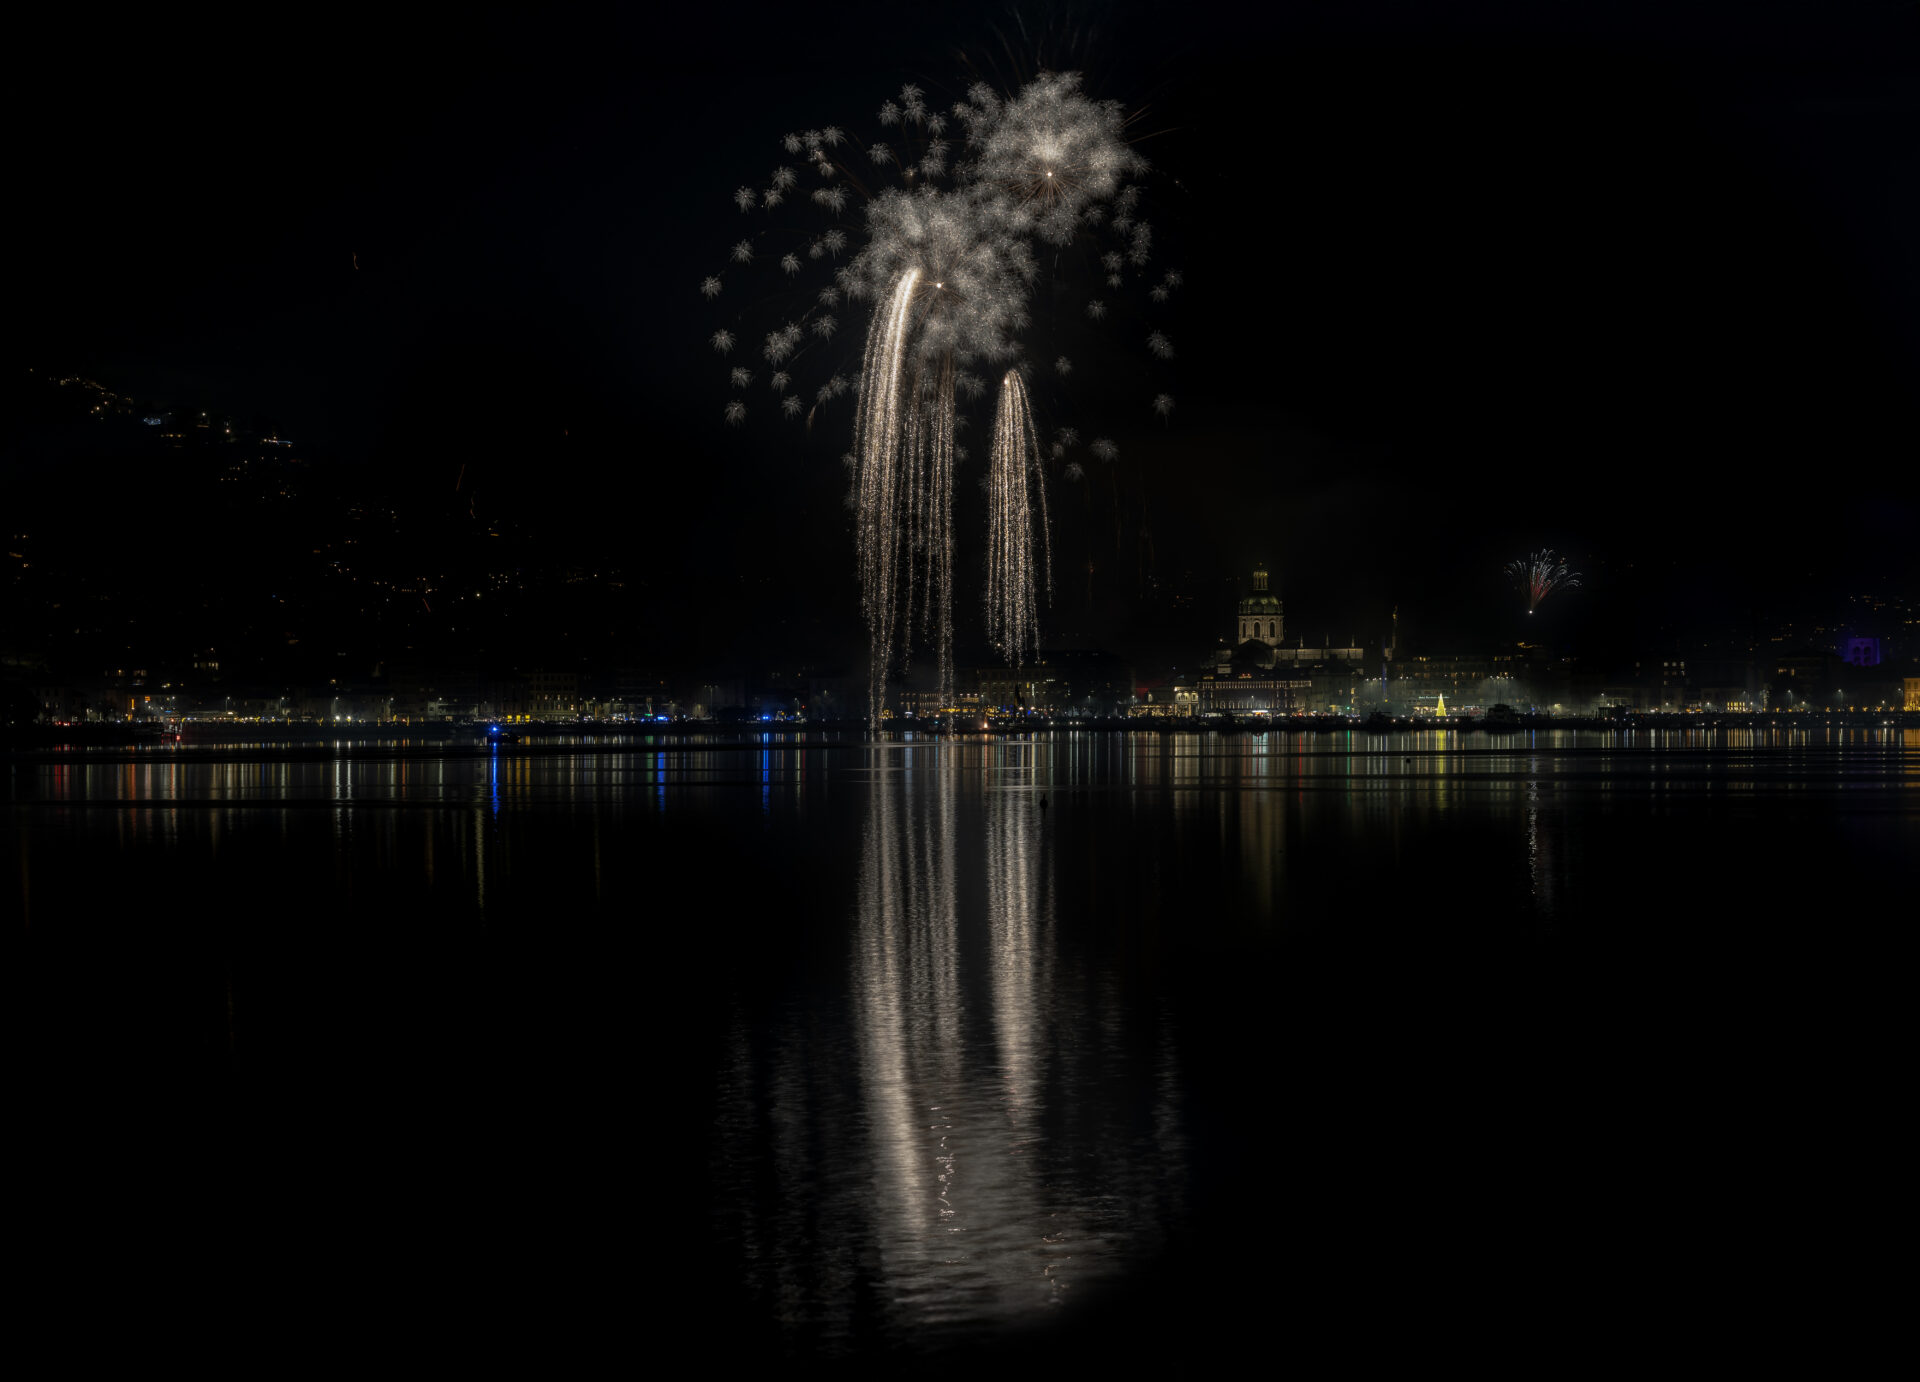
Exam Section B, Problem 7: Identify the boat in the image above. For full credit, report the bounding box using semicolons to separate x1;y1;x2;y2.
485;724;521;744
1363;711;1394;732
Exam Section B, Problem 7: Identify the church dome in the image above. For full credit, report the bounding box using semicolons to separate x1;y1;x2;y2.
1232;563;1284;648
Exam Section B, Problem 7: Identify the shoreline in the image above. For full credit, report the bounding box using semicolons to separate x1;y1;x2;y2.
7;709;1915;752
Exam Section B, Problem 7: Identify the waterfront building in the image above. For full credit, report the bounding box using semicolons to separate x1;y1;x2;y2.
1199;564;1373;714
977;664;1052;714
1843;637;1881;666
900;687;984;719
1130;684;1197;718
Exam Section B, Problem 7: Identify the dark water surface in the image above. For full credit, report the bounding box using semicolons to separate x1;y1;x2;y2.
14;729;1914;1359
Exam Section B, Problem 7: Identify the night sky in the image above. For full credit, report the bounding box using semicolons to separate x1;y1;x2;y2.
16;2;1917;669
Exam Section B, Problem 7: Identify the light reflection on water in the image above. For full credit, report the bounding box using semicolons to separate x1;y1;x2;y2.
11;728;1919;1353
18;727;1918;804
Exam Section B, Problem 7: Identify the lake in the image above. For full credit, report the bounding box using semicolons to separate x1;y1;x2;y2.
13;728;1913;1361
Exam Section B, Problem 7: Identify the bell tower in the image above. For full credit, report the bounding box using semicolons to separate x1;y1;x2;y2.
1236;563;1283;648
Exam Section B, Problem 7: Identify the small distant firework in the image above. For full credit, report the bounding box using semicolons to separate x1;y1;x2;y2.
1506;550;1581;613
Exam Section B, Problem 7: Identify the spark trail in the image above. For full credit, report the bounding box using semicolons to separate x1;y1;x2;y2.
986;371;1051;665
854;269;925;721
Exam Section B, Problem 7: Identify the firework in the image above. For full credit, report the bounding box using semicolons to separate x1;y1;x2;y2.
707;72;1179;721
1506;550;1581;613
985;371;1051;665
853;270;926;719
970;72;1146;247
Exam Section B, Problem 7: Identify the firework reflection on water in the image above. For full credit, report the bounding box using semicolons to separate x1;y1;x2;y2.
710;743;1187;1351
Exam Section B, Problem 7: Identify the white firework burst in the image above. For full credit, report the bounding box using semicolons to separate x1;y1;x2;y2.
1086;299;1106;320
731;240;753;264
1147;331;1174;359
770;370;791;392
730;367;752;388
1128;223;1153;265
724;400;746;425
1153;393;1175;419
780;253;800;276
840;189;1036;367
970;71;1147;247
1090;438;1119;461
782;395;802;418
764;325;801;363
710;330;735;353
1055;356;1072;375
700;276;722;298
733;188;755;212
